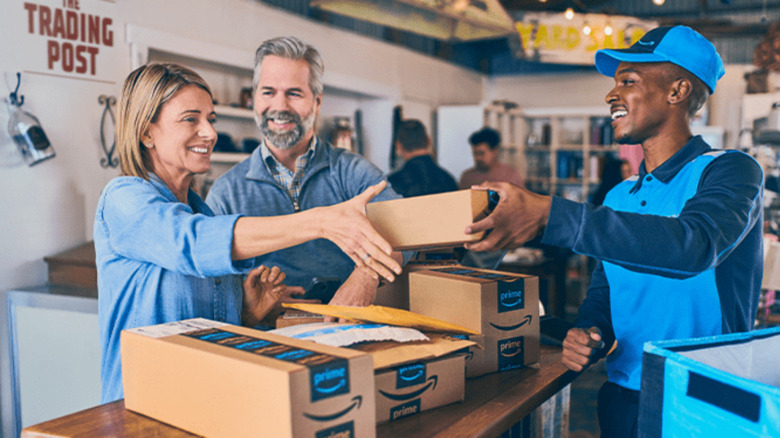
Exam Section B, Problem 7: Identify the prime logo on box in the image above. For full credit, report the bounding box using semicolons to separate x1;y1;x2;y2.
310;360;351;402
314;420;354;438
396;363;426;388
498;280;525;313
497;336;525;371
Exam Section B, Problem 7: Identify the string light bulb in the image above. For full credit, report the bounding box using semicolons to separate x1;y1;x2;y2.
583;23;592;35
605;23;613;35
564;7;574;20
451;0;469;12
653;0;665;5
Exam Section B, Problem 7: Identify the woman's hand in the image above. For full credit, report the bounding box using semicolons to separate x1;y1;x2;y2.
317;181;402;283
241;265;290;326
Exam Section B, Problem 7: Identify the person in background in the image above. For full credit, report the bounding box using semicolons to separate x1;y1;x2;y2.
387;119;458;197
463;26;763;437
207;36;408;311
95;63;401;403
589;157;631;206
458;126;524;189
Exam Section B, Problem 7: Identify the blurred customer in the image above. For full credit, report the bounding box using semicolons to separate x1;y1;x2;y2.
387;119;458;197
459;126;524;189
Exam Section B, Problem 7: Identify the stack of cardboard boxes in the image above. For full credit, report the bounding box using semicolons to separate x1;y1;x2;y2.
121;189;541;436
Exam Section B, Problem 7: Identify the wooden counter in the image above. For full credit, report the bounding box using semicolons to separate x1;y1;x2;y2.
22;345;576;438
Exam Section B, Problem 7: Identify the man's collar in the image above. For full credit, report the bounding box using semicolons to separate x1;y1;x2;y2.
630;135;711;193
260;136;318;168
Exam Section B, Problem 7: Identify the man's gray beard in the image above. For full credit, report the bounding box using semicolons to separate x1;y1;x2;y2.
257;109;316;150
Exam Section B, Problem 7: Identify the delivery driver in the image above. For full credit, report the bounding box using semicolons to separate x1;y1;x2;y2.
463;26;763;437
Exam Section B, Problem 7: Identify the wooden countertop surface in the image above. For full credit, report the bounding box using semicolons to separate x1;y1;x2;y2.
22;345;576;438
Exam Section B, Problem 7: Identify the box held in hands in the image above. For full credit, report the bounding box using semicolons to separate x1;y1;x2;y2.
366;189;491;251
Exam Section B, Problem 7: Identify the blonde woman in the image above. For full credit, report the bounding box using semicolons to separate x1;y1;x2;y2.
95;63;400;402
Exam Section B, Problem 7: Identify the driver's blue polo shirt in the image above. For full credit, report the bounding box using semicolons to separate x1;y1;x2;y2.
541;135;764;390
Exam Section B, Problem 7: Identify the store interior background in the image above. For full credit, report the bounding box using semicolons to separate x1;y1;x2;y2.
2;0;780;437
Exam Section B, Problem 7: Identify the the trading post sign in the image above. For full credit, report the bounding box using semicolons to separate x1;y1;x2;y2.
13;0;120;83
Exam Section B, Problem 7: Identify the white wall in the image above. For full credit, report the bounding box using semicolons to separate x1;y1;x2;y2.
487;71;613;110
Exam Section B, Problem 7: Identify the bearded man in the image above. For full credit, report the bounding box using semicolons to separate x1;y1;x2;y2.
207;36;406;315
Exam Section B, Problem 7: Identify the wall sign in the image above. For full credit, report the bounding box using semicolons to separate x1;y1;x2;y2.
514;12;658;65
16;0;119;83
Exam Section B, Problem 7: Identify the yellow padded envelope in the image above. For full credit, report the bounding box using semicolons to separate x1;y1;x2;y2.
281;304;480;335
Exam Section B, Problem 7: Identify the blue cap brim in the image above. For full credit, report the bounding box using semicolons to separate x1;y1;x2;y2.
595;50;670;78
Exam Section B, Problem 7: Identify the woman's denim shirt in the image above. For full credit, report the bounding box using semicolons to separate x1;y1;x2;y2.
94;174;251;402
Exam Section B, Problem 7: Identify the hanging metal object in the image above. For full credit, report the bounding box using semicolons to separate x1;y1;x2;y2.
98;94;118;168
6;72;56;166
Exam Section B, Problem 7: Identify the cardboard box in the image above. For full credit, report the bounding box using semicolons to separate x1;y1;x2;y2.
409;266;540;377
366;189;490;251
375;256;459;310
270;322;474;425
348;334;471;423
122;318;376;438
373;354;465;423
639;327;780;438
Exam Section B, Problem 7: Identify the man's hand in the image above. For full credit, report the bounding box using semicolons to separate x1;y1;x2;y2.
323;267;378;323
464;182;552;252
328;267;379;307
325;251;403;322
562;327;605;372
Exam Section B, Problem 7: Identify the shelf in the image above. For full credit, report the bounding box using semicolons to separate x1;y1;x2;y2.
215;105;254;120
557;145;585;151
211;152;250;163
589;146;620;153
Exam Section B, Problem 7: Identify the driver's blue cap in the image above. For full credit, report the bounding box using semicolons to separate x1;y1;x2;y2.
595;25;725;93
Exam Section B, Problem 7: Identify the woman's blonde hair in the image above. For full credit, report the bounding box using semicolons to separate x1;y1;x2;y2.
117;63;212;179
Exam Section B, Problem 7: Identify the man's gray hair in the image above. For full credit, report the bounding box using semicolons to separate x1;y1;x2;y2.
253;36;324;97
